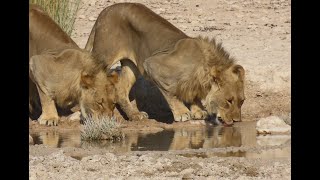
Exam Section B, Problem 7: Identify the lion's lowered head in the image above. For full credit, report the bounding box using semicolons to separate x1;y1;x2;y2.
199;38;245;125
150;37;245;125
79;67;119;120
205;63;245;125
30;48;119;120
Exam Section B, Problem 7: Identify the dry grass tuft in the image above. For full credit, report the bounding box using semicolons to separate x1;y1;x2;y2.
81;116;124;141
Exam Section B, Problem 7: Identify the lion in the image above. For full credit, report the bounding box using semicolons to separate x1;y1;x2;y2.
29;4;118;126
85;3;245;125
169;127;242;150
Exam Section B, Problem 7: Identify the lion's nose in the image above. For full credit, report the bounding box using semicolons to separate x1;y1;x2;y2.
224;120;234;126
217;116;234;126
233;118;241;122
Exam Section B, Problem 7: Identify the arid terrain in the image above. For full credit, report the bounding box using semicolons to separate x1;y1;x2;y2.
29;0;291;179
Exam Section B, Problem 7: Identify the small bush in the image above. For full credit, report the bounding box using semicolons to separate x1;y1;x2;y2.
81;116;124;141
30;0;81;35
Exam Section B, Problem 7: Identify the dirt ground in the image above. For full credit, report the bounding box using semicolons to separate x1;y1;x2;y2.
29;0;291;179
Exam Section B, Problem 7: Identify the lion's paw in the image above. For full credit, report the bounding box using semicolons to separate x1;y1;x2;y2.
174;112;192;122
38;116;59;126
130;111;149;121
140;111;149;119
192;110;208;120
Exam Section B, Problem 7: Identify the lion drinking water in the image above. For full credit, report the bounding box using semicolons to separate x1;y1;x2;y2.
29;4;118;126
85;3;245;125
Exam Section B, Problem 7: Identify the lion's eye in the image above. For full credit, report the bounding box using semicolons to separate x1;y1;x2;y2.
97;101;104;108
227;99;233;104
240;99;245;105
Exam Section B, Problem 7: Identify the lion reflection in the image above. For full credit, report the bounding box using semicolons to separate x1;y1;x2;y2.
31;130;81;148
31;126;244;151
168;127;242;150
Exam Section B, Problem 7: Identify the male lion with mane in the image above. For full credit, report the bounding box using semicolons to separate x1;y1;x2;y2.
85;3;245;125
29;4;118;126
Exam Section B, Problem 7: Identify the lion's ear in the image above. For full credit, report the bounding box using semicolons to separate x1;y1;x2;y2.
80;72;95;89
210;68;222;84
232;64;245;81
210;68;218;78
107;70;119;85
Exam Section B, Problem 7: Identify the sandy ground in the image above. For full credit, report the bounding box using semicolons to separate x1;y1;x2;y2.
29;0;291;179
29;146;290;179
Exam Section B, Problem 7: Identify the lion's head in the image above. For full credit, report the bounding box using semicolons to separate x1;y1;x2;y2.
29;48;119;124
205;64;245;125
145;37;245;125
80;69;118;119
193;37;245;125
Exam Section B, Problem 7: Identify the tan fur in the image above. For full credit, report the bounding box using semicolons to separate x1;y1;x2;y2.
175;37;235;103
86;3;245;124
84;22;96;52
29;4;118;125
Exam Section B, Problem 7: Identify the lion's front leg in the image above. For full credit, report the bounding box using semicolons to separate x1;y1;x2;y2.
160;91;192;122
36;86;59;126
143;56;192;122
29;79;42;120
190;100;208;120
116;60;148;121
30;56;59;126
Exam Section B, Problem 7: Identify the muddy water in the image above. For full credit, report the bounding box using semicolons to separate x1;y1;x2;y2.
30;122;290;158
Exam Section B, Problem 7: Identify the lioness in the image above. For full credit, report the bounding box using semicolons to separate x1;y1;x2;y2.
29;4;118;126
85;3;245;125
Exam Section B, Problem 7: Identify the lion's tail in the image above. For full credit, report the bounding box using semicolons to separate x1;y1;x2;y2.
84;22;96;51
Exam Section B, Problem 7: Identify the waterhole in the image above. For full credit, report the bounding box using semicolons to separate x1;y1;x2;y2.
30;122;290;158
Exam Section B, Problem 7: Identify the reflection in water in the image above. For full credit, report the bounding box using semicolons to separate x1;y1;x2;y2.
257;135;291;146
157;127;243;151
131;130;175;151
31;126;248;151
30;122;290;158
31;130;81;148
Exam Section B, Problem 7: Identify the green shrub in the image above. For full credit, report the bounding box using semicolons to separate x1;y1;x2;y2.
30;0;81;35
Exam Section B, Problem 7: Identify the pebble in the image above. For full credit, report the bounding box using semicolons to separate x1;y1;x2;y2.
88;17;96;21
29;134;34;145
78;15;86;19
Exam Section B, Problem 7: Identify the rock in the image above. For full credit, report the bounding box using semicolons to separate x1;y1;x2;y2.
182;173;193;179
155;8;165;14
284;113;291;125
181;168;194;179
105;153;117;162
29;135;34;145
88;17;96;21
81;154;117;165
256;116;291;134
88;0;96;6
78;15;86;19
67;111;81;121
